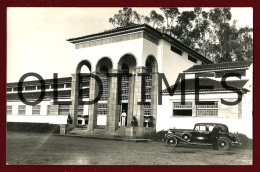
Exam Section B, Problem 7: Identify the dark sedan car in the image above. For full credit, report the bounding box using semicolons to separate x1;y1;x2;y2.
165;123;241;150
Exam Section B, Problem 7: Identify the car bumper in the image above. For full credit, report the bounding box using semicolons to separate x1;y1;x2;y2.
232;142;242;146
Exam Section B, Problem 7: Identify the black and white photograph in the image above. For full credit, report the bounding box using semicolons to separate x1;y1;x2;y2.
6;7;253;165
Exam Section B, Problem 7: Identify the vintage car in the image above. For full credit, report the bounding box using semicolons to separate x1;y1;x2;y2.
165;123;241;150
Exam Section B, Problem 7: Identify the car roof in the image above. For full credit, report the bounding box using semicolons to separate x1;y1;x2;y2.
195;123;228;127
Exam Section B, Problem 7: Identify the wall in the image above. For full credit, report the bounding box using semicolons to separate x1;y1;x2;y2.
6;98;90;125
161;40;202;89
157;92;252;138
73;32;145;73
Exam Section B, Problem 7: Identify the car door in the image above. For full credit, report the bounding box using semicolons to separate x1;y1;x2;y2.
191;125;210;143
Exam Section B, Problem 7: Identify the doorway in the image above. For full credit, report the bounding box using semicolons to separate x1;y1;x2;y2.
119;103;128;126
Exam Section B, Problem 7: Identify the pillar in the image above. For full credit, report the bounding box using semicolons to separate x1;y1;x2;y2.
151;71;158;129
133;66;146;127
70;73;79;127
108;69;120;131
88;71;98;130
127;73;135;126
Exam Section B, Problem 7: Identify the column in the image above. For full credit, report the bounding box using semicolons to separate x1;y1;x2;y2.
127;73;135;126
133;66;146;127
70;73;79;127
108;69;120;131
88;72;98;131
151;71;158;128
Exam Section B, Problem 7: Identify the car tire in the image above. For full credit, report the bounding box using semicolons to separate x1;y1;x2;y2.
217;138;230;151
166;137;178;147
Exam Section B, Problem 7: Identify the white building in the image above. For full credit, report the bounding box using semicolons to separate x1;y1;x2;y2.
7;24;253;138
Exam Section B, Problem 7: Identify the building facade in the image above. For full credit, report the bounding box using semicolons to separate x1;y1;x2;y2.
7;24;253;138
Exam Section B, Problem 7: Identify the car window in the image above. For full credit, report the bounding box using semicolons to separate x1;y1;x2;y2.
194;125;207;131
208;126;214;132
199;125;206;131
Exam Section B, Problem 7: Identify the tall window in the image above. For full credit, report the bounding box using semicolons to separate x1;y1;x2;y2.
97;66;109;117
59;105;70;115
196;101;218;117
78;105;84;115
7;105;12;115
18;105;26;115
47;105;50;115
98;103;107;115
145;62;152;100
120;64;129;101
32;105;41;115
173;102;192;116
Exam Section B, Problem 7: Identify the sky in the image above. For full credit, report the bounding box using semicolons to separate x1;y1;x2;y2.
7;7;253;83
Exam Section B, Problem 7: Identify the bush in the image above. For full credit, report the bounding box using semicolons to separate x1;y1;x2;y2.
236;133;252;149
152;130;168;142
7;122;60;134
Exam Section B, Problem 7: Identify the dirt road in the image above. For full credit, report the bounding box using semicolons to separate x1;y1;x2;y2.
6;132;252;165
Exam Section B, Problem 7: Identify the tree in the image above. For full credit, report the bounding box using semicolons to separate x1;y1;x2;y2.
109;7;136;27
149;10;165;29
108;7;253;62
160;8;180;35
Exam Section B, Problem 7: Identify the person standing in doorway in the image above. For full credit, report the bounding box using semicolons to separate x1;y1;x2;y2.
122;110;127;126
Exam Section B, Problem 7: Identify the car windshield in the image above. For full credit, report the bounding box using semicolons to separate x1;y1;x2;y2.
194;124;229;132
194;125;207;131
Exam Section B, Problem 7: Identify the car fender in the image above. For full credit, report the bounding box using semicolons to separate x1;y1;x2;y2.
218;137;232;144
167;134;189;143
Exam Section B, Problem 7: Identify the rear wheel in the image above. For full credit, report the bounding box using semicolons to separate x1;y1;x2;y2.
217;138;230;150
166;137;178;147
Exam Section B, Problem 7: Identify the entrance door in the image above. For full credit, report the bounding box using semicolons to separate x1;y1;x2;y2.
119;103;128;126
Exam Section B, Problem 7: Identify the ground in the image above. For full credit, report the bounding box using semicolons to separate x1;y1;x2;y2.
6;132;252;165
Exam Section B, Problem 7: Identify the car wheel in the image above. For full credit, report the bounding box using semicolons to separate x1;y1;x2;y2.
166;137;178;147
217;138;230;151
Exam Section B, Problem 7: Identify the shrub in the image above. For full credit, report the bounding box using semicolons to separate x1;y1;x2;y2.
236;133;252;149
152;130;168;142
7;122;60;134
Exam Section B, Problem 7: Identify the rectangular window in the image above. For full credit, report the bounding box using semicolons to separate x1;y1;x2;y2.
78;105;84;115
188;55;198;63
18;105;26;115
51;84;64;89
13;87;23;91
144;109;151;116
38;85;50;90
25;86;37;91
145;82;152;87
171;45;183;56
145;95;151;100
7;88;12;92
173;102;192;116
65;83;71;88
32;105;41;115
144;103;151;109
7;105;12;114
47;105;50;115
196;101;218;117
98;103;107;109
80;82;89;87
59;105;70;115
97;109;107;115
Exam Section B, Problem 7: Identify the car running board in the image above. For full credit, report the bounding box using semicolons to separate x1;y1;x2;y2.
179;142;212;146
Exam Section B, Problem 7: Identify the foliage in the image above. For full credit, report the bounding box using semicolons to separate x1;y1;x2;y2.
108;7;253;62
152;130;168;142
